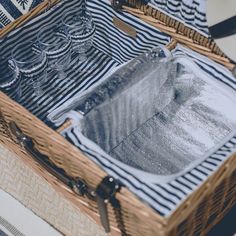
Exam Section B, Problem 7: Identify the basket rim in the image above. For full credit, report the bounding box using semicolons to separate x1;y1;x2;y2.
1;0;235;71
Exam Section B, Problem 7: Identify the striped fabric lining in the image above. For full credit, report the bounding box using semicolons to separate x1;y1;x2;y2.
64;123;236;216
173;44;236;91
1;0;235;217
148;0;209;36
61;44;236;216
0;0;170;123
0;7;12;28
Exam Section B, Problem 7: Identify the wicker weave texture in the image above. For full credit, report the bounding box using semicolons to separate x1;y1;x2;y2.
0;111;165;236
1;129;235;236
0;1;235;236
0;130;235;236
167;152;236;236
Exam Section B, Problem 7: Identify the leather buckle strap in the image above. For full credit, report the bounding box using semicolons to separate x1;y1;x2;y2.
96;176;127;235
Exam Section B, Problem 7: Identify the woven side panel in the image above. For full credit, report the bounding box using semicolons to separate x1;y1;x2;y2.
0;143;107;236
0;92;107;189
0;101;165;236
0;123;122;235
0;137;167;236
167;152;236;236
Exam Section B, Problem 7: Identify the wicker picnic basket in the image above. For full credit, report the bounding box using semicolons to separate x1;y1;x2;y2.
0;0;236;236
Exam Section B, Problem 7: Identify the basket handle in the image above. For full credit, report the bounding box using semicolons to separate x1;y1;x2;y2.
8;121;91;197
8;121;124;234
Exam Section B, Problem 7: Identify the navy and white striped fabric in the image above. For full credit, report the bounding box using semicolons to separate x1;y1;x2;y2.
172;44;236;91
0;0;170;123
1;0;236;217
0;0;43;28
65;124;236;216
148;0;209;36
62;44;236;216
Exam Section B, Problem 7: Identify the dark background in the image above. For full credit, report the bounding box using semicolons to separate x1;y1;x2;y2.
208;204;236;236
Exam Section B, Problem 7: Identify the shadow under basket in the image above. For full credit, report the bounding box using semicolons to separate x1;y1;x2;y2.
0;0;236;236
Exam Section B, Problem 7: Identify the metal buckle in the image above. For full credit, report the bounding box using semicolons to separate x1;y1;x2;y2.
111;0;126;10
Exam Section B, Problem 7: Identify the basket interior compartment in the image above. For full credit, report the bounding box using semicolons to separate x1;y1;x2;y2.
0;0;170;124
1;0;236;218
1;0;236;179
69;54;236;177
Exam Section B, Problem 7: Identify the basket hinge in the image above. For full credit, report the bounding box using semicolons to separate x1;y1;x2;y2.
111;0;127;10
96;176;126;234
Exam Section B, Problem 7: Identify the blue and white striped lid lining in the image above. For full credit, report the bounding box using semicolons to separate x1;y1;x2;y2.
0;0;209;37
0;0;171;122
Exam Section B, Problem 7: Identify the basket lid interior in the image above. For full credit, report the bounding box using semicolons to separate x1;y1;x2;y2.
0;0;44;29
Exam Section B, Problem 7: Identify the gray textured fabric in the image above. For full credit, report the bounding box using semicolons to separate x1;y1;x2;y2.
76;54;236;176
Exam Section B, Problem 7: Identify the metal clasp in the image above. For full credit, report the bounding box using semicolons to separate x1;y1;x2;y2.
111;0;127;10
8;121;29;147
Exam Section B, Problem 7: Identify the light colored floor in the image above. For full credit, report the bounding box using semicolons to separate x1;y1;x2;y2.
0;190;62;236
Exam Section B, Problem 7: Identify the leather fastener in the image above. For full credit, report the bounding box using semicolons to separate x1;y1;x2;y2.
96;176;122;233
